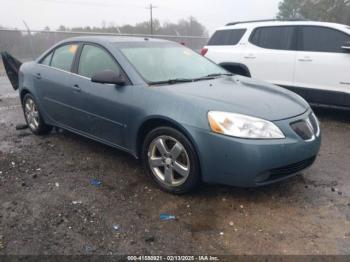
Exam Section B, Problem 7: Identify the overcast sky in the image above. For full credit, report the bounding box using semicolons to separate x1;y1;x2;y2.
0;0;281;34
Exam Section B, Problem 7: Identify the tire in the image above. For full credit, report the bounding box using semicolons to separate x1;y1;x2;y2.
22;93;52;135
141;126;200;194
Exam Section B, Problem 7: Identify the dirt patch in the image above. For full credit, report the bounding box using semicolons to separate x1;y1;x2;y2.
0;95;349;255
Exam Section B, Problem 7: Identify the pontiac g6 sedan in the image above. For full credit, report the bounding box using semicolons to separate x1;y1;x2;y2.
1;36;321;194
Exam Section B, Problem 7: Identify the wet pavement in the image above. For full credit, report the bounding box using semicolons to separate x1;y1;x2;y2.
0;77;349;255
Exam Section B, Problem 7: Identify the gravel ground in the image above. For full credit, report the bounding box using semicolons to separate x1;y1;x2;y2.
0;77;349;255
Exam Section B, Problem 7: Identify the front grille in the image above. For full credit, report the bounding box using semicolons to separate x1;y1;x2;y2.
290;120;313;140
290;113;319;140
255;156;316;185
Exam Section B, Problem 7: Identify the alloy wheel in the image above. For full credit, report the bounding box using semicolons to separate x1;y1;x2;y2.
24;98;40;131
148;135;190;187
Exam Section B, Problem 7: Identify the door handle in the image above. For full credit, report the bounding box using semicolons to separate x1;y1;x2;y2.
244;55;256;59
73;84;81;92
35;73;42;80
298;58;313;62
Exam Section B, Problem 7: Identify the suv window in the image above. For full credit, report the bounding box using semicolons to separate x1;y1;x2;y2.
250;26;296;50
51;44;78;72
300;26;350;53
78;44;120;78
208;29;246;46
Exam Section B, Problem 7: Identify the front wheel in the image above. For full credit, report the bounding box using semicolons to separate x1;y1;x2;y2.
22;93;52;135
142;127;200;194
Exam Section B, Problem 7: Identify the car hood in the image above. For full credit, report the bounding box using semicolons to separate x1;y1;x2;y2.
161;76;309;121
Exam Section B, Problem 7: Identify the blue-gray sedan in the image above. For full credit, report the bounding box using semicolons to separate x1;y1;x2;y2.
1;36;321;194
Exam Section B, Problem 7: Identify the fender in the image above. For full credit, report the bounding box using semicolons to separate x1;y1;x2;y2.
134;115;201;159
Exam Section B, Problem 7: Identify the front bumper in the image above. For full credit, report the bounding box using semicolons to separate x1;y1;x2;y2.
186;109;321;187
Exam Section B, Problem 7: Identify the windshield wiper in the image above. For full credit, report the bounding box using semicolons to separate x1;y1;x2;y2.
206;73;233;77
193;73;233;82
148;78;194;85
148;73;234;85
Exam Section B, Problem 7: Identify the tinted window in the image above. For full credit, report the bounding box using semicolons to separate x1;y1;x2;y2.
41;52;53;66
250;26;296;50
300;26;350;53
78;45;120;78
51;44;78;71
208;29;246;46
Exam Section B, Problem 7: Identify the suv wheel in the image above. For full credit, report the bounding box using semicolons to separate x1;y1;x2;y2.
142;127;200;194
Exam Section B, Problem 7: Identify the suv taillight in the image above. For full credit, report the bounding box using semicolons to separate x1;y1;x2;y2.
200;48;208;56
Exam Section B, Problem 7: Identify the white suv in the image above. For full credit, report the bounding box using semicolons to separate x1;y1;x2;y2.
202;20;350;109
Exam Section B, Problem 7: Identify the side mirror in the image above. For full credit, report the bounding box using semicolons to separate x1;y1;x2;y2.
341;42;350;53
91;70;126;86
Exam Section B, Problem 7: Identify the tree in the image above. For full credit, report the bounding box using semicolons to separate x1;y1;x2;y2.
277;0;350;25
277;0;305;19
68;17;208;37
58;25;67;31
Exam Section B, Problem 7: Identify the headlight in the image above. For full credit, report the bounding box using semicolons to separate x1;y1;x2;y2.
208;111;285;139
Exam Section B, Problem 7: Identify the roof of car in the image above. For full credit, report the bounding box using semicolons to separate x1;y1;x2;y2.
218;20;349;31
60;35;172;44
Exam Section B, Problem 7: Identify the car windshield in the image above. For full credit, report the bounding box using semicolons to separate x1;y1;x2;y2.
119;42;228;84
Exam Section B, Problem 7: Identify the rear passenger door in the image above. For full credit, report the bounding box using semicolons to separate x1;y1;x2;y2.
205;29;247;65
36;43;82;128
244;26;297;86
294;26;350;105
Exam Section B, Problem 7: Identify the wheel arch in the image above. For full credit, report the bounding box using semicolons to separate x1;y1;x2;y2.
19;88;31;105
220;62;251;77
135;116;201;164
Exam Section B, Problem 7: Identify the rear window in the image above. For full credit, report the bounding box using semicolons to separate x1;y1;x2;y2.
249;26;296;50
51;44;78;72
208;29;246;46
300;26;350;53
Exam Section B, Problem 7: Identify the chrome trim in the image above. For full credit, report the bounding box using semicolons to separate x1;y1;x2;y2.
38;64;127;86
302;113;320;142
310;112;320;137
38;64;91;80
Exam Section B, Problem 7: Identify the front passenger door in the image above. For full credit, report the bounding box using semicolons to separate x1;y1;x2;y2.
72;44;131;147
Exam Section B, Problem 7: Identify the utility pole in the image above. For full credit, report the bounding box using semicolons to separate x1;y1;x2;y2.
146;3;157;35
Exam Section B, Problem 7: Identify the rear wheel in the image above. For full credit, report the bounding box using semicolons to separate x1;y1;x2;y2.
22;93;52;135
142;127;200;194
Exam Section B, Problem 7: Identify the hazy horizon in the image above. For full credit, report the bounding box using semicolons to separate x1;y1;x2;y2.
0;0;281;34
